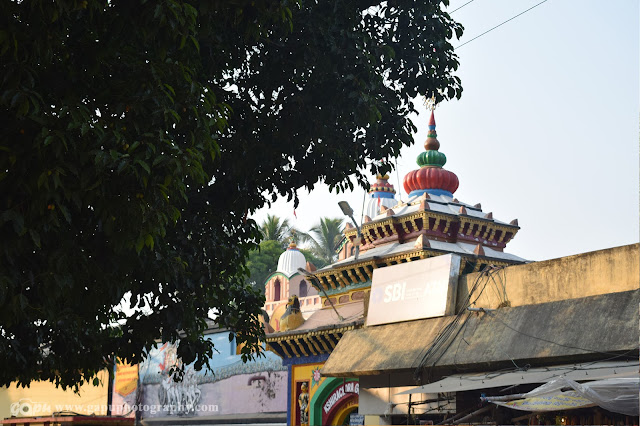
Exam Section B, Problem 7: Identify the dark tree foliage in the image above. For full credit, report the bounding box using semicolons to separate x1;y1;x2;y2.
245;240;283;293
298;248;327;271
0;0;462;388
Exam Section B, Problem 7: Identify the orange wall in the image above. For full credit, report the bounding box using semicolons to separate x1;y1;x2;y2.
0;371;110;419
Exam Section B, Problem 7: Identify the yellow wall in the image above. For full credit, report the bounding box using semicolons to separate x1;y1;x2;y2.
291;362;325;426
457;243;639;311
0;371;109;419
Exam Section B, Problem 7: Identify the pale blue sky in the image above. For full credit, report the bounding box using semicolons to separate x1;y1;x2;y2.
254;0;639;261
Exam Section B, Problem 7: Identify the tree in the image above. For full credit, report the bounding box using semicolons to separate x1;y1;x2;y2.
0;0;463;388
303;218;345;265
299;248;327;270
245;240;284;294
247;216;321;291
259;214;295;247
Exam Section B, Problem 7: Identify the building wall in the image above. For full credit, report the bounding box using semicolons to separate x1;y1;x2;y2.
137;330;287;421
265;274;290;305
141;371;287;419
288;275;319;299
457;243;639;311
0;371;109;419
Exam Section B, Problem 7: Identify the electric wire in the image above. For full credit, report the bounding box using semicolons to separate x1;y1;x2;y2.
413;265;499;382
413;264;637;384
450;0;476;14
455;0;549;50
483;309;639;358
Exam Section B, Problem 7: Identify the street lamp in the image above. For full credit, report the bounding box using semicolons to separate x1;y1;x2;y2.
338;201;362;260
297;268;344;321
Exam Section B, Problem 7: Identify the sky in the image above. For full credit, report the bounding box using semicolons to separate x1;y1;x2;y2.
253;0;639;262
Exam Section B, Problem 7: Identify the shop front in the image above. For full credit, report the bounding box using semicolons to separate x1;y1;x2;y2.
312;378;359;426
289;361;359;426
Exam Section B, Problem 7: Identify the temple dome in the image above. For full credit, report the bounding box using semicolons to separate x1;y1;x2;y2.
276;242;307;277
364;174;398;219
403;110;459;197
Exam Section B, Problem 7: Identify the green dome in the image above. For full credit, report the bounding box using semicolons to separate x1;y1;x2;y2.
417;150;447;167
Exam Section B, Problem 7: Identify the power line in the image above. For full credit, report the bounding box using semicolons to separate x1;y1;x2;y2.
451;0;477;14
484;309;637;358
455;0;549;50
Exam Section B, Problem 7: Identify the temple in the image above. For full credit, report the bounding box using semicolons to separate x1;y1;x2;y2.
264;241;321;329
264;107;527;426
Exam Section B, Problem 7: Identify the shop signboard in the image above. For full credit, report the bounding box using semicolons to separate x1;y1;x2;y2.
366;254;460;326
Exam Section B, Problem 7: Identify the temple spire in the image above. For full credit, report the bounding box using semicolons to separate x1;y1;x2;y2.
403;104;459;198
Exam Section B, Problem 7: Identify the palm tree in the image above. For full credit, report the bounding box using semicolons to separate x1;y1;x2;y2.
302;217;344;265
259;214;295;247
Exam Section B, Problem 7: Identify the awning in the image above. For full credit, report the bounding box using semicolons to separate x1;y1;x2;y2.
321;290;639;377
396;361;639;395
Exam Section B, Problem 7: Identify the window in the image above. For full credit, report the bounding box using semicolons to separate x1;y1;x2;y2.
274;279;281;301
299;280;308;298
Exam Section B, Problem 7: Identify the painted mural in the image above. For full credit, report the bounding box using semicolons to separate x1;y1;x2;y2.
137;331;287;419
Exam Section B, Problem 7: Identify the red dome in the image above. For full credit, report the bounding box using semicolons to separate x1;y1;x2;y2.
403;167;459;194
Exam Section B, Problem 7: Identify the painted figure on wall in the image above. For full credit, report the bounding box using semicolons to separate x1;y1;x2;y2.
298;382;309;426
158;368;201;416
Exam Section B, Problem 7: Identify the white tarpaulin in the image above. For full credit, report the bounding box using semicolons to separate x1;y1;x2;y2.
492;376;639;416
396;361;639;395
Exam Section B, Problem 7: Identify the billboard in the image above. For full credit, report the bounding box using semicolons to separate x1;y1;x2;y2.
366;254;461;326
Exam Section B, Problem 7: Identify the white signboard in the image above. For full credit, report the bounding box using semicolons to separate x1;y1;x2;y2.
366;254;461;327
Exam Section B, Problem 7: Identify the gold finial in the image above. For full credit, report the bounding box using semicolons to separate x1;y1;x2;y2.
424;93;437;111
288;231;297;248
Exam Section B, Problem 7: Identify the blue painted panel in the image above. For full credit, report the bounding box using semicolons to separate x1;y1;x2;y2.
408;188;453;198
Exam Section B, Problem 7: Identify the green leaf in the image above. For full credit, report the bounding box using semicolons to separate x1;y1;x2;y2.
145;234;154;250
168;109;180;122
29;229;41;248
163;84;176;96
58;204;71;223
135;160;151;174
189;35;200;53
135;236;144;254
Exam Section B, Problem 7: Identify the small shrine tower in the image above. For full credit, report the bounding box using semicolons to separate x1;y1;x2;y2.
263;242;321;331
363;174;398;219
